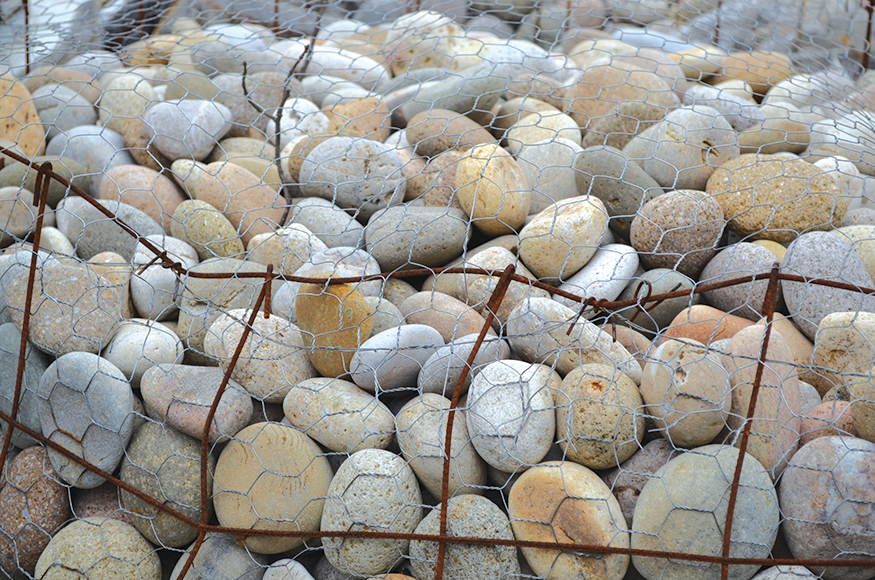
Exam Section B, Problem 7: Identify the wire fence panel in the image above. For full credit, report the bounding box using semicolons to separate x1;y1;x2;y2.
1;1;875;579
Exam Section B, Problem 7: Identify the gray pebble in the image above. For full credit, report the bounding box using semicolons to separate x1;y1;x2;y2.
0;322;51;448
56;196;164;261
170;533;269;580
418;333;511;398
700;242;783;321
574;145;663;237
349;324;444;393
288;197;365;248
782;231;875;340
143;99;233;161
615;268;701;336
45;125;134;193
38;351;135;488
365;205;468;271
31;83;97;140
120;421;214;547
300;136;406;222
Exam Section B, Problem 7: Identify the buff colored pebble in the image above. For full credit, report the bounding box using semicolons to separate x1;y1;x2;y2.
283;377;394;453
171;199;244;260
724;326;801;478
0;446;70;578
631;445;779;580
0;75;46;158
213;422;333;554
640;338;731;448
467;360;557;472
555;363;645;469
119;421;214;547
97;74;159;134
34;517;161;580
101;318;184;388
505;111;581;155
246;223;329;275
405;108;495;157
518;195;608;283
630;189;725;278
410;495;519;580
6;260;124;355
321;449;423;577
205;309;317;403
140;364;252;442
706;154;847;242
832;225;875;283
454;143;531;235
751;567;818;580
780;437;875;579
396;393;487;498
509;461;630;580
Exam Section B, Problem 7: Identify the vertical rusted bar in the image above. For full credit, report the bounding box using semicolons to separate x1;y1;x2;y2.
714;0;722;47
719;263;781;580
179;285;270;580
434;265;515;580
23;0;30;75
0;162;50;473
264;264;273;319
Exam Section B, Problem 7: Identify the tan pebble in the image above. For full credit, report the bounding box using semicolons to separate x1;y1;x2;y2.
0;186;36;247
406;108;495;157
213;422;333;554
97;74;158;134
396;393;487;498
99;165;185;232
641;338;731;448
121;117;172;171
710;51;794;96
454;144;530;235
519;196;608;283
171;199;244;260
399;291;493;342
120;34;181;66
800;401;857;445
193;161;284;245
295;282;375;378
725;325;801;478
246;223;328;275
205;309;317;403
508;461;630;580
324;96;392;142
555;363;644;469
0;75;46;158
22;65;103;104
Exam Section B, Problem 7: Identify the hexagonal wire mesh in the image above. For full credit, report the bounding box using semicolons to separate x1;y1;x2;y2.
1;0;875;579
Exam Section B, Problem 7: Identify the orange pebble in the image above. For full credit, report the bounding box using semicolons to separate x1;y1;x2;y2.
663;304;756;345
800;401;857;446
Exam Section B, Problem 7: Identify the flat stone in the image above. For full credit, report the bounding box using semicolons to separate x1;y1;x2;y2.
213;422;333;554
170;199;245;260
101;319;183;388
418;333;511;397
365;205;468;271
553;243;639;315
38;352;135;488
632;445;778;580
56;196;164;261
349;324;444;393
131;234;200;321
98;164;186;233
700;242;783;321
399;291;492;343
140;363;252;443
144;99;232;161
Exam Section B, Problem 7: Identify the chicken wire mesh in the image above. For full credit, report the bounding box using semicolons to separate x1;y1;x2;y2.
0;0;875;579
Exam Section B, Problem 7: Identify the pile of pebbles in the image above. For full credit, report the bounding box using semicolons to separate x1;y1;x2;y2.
1;3;875;580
